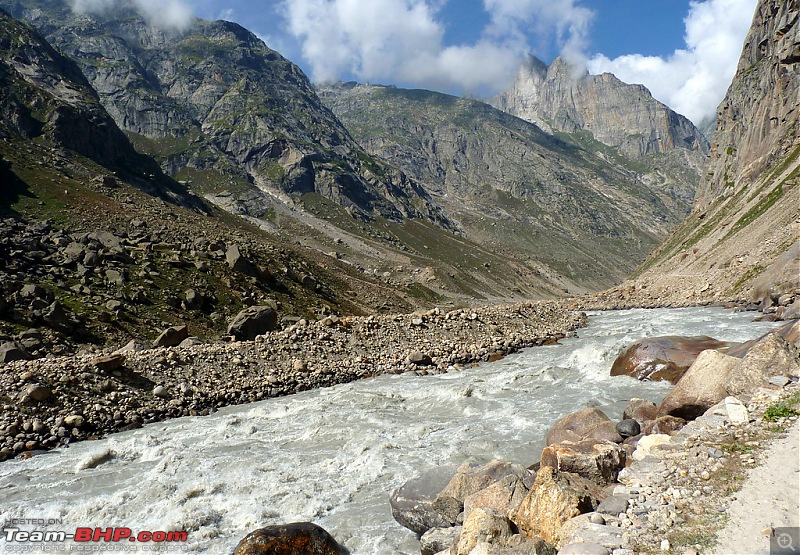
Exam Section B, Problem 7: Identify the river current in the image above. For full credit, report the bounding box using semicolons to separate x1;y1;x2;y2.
0;308;781;554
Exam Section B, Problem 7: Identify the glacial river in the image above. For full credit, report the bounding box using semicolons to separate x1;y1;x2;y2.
0;308;781;554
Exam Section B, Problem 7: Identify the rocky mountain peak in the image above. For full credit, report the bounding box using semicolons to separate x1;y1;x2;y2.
491;55;710;160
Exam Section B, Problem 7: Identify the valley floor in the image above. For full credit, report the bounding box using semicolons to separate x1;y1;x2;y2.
0;299;586;461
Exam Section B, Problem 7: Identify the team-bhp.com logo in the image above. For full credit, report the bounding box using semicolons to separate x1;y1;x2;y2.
3;519;189;552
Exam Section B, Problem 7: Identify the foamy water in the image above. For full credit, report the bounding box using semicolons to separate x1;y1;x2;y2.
0;308;780;554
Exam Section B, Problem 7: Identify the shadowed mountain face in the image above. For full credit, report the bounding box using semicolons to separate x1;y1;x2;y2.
318;82;701;291
3;0;450;228
0;8;201;208
634;0;799;302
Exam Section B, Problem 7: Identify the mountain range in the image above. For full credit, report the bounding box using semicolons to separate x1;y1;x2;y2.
0;0;794;351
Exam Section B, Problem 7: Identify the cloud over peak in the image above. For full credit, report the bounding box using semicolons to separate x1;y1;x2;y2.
279;0;593;94
69;0;195;30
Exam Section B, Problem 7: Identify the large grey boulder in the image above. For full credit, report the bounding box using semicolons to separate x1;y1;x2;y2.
657;350;740;420
725;332;800;395
227;306;279;341
389;465;458;535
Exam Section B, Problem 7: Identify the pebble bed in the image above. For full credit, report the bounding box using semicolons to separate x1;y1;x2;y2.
0;300;586;461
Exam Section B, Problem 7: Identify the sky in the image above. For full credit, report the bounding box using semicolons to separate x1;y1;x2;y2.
70;0;760;126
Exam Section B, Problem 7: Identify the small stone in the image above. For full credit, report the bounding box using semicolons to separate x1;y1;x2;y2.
153;325;189;348
590;513;606;524
25;384;52;402
769;375;790;387
616;419;641;438
700;471;711;481
92;353;126;372
293;360;308;372
64;415;85;428
153;386;170;398
407;351;433;366
660;539;670;551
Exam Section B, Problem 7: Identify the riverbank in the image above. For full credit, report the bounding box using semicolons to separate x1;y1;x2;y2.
385;316;799;555
0;299;585;461
564;383;800;555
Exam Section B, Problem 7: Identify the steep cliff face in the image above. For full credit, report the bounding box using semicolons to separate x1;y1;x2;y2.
633;0;799;303
1;8;136;168
0;8;194;205
697;0;800;208
4;0;448;227
319;83;695;289
492;55;709;161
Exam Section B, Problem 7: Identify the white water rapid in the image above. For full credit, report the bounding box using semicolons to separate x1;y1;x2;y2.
0;308;781;554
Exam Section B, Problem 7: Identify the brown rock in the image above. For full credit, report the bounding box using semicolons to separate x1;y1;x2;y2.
407;351;433;366
725;332;800;395
642;415;686;435
232;523;346;555
622;399;658;425
511;466;603;547
153;325;189;348
92;354;126;372
25;384;52;402
540;440;625;485
610;336;735;383
546;408;612;446
657;350;740;420
584;421;624;444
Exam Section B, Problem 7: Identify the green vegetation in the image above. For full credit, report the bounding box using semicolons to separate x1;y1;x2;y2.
726;181;784;238
763;393;800;422
730;264;766;293
721;443;753;455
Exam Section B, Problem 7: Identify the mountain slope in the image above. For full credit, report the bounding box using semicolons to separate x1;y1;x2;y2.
0;8;424;353
628;0;799;304
3;0;450;227
319;82;696;291
0;7;196;207
5;0;598;302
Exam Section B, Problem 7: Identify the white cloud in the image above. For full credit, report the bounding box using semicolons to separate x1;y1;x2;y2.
70;0;195;30
279;0;595;94
483;0;594;66
587;0;758;125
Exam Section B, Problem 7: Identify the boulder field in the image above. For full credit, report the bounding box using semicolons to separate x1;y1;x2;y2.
385;318;800;555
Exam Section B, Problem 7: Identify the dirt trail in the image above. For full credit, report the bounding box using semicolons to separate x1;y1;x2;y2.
713;420;800;554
